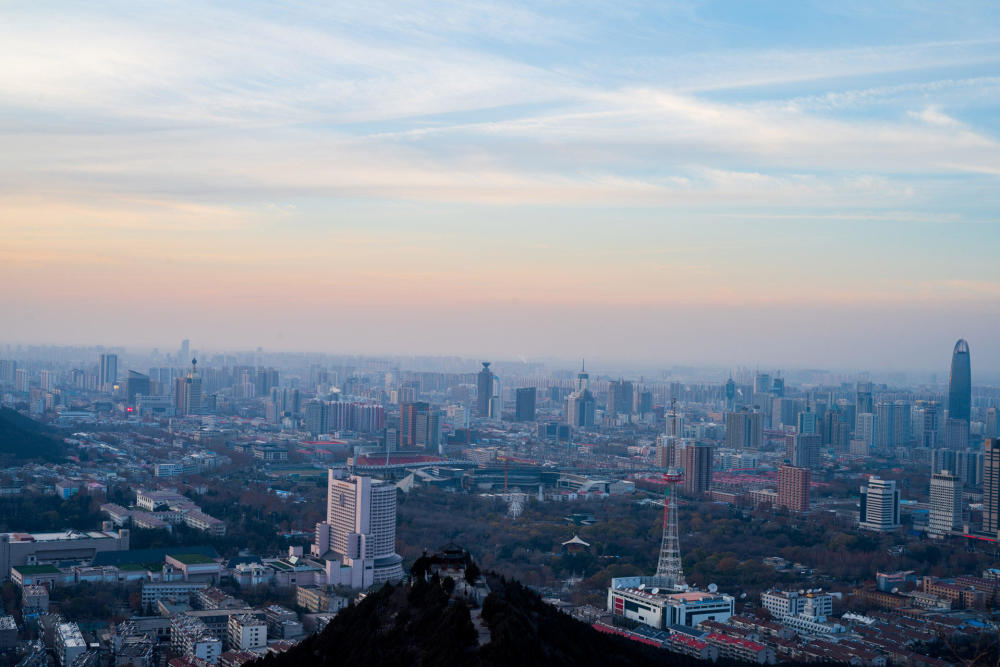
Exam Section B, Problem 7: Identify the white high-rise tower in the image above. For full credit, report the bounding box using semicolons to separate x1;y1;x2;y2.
313;472;404;589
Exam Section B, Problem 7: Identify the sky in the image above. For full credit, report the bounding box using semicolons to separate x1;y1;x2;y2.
1;1;999;372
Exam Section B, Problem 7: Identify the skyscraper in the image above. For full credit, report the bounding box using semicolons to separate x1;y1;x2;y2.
175;359;202;416
928;471;962;538
400;401;430;449
859;477;900;532
565;362;595;428
515;387;536;422
787;434;821;470
124;370;151;404
681;443;712;496
476;362;494;417
855;381;873;434
983;439;1000;537
607;379;634;416
777;464;810;513
724;408;761;450
99;353;118;390
948;339;971;424
312;472;403;589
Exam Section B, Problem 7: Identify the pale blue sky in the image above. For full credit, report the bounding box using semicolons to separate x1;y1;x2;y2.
1;1;998;370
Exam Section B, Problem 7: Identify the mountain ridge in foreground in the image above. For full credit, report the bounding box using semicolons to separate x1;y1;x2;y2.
0;407;64;462
251;573;762;667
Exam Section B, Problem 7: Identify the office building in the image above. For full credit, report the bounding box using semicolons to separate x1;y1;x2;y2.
876;401;910;452
515;387;536;422
175;359;202;416
796;408;817;435
983;439;1000;537
859;477;901;532
476;362;494;417
400;402;441;451
948;339;972;424
99;353;118;390
313;473;404;589
787;433;821;470
607;379;634;416
305;400;330;436
921;403;940;449
777;465;810;513
928;471;962;538
681;443;712;496
724;409;762;450
124;370;151;404
856;412;877;451
608;581;734;629
565;363;596;429
855;382;873;419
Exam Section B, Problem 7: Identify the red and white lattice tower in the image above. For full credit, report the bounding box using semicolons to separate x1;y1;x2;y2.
655;471;686;590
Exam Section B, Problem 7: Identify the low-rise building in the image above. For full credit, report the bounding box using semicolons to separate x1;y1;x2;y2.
0;616;17;650
607;578;735;629
54;622;86;666
141;582;208;606
170;615;222;664
227;613;267;651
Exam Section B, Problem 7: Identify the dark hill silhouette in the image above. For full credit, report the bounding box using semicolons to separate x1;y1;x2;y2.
251;572;763;667
0;407;64;461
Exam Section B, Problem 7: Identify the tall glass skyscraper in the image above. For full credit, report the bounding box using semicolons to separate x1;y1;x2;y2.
948;339;971;423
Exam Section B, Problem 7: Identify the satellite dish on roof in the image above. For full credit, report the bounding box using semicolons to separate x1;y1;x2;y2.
708;583;718;593
651;588;659;595
638;583;645;590
892;587;899;594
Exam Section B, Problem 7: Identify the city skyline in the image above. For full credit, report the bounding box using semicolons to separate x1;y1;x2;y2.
2;2;999;369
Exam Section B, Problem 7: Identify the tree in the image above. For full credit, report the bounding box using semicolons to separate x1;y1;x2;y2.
465;561;481;585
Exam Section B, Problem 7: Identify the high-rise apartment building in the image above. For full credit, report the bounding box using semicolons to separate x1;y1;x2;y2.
856;412;877;451
476;362;494;417
875;401;910;452
681;443;712;496
14;369;29;393
99;353;118;390
983;439;1000;538
859;477;900;532
928;471;962;538
313;472;403;589
515;387;536;422
0;360;16;386
777;464;810;513
724;409;762;450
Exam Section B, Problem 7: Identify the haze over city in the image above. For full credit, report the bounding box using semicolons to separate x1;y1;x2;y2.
2;1;999;371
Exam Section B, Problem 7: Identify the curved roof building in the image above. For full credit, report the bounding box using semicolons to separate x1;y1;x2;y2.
948;339;971;423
